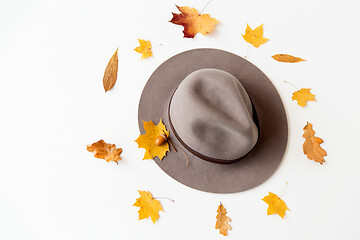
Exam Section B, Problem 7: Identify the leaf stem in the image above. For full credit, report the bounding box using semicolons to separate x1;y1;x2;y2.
173;142;189;166
245;43;251;58
284;81;299;91
153;197;175;202
279;181;288;199
199;0;214;15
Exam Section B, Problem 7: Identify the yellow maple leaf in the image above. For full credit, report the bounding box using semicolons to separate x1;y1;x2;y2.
303;122;327;164
135;119;169;160
262;192;289;219
215;203;231;236
242;24;269;48
86;140;122;164
272;54;306;63
292;88;316;107
134;39;153;60
169;5;219;38
133;190;164;224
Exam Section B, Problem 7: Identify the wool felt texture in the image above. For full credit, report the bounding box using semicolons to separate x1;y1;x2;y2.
138;48;288;193
169;68;258;162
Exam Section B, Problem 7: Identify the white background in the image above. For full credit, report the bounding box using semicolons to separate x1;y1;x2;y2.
1;0;360;239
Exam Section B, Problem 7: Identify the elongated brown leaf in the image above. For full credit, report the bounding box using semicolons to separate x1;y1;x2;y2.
272;54;306;63
103;48;118;92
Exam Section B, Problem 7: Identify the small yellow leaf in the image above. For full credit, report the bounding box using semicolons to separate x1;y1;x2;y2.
133;190;164;224
272;54;306;63
103;48;118;92
292;88;316;107
242;24;269;48
169;5;219;38
86;140;122;164
134;39;153;60
262;192;289;219
303;122;327;164
135;119;170;160
215;203;231;236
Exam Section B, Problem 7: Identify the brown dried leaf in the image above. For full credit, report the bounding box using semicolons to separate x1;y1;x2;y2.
103;48;118;92
303;123;327;164
215;203;231;236
87;140;122;164
272;54;306;63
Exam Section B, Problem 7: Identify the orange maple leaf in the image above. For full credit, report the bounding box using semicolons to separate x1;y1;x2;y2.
169;5;219;38
86;140;122;164
303;122;327;164
292;88;316;107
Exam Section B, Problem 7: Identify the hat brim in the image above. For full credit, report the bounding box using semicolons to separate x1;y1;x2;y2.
138;48;288;193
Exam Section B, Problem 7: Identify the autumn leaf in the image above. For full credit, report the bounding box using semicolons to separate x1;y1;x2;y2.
135;119;170;160
86;140;122;164
215;203;231;236
169;5;219;38
103;48;118;92
272;54;306;63
262;192;289;219
303;122;327;164
292;88;316;107
242;24;269;48
133;190;164;224
134;39;153;60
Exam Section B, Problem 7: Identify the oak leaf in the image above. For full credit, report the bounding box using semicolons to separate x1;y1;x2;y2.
242;24;269;48
103;48;118;92
169;5;219;38
292;88;316;107
134;39;153;60
215;203;231;236
135;119;170;160
86;140;122;164
272;54;306;63
133;190;163;224
303;122;327;164
262;192;289;219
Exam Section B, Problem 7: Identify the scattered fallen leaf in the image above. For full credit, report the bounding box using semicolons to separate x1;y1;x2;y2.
262;192;289;219
242;24;269;48
103;48;118;92
134;39;153;60
215;203;231;236
133;190;163;224
303;122;327;164
272;54;306;63
86;140;122;164
292;88;316;107
135;119;170;160
169;5;219;38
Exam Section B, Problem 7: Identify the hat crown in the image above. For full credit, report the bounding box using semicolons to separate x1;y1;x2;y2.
169;68;258;163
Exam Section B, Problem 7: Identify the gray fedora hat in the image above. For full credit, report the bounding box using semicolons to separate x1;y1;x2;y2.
138;48;288;193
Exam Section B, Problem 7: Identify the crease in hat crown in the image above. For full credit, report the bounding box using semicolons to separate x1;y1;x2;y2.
168;68;259;164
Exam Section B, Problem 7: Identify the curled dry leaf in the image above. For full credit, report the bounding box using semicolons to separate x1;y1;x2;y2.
169;5;219;38
103;48;118;92
86;140;122;164
303;122;327;164
272;54;306;63
262;192;290;219
215;203;231;236
133;190;164;224
135;119;170;160
292;88;316;107
242;24;269;48
134;39;153;60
